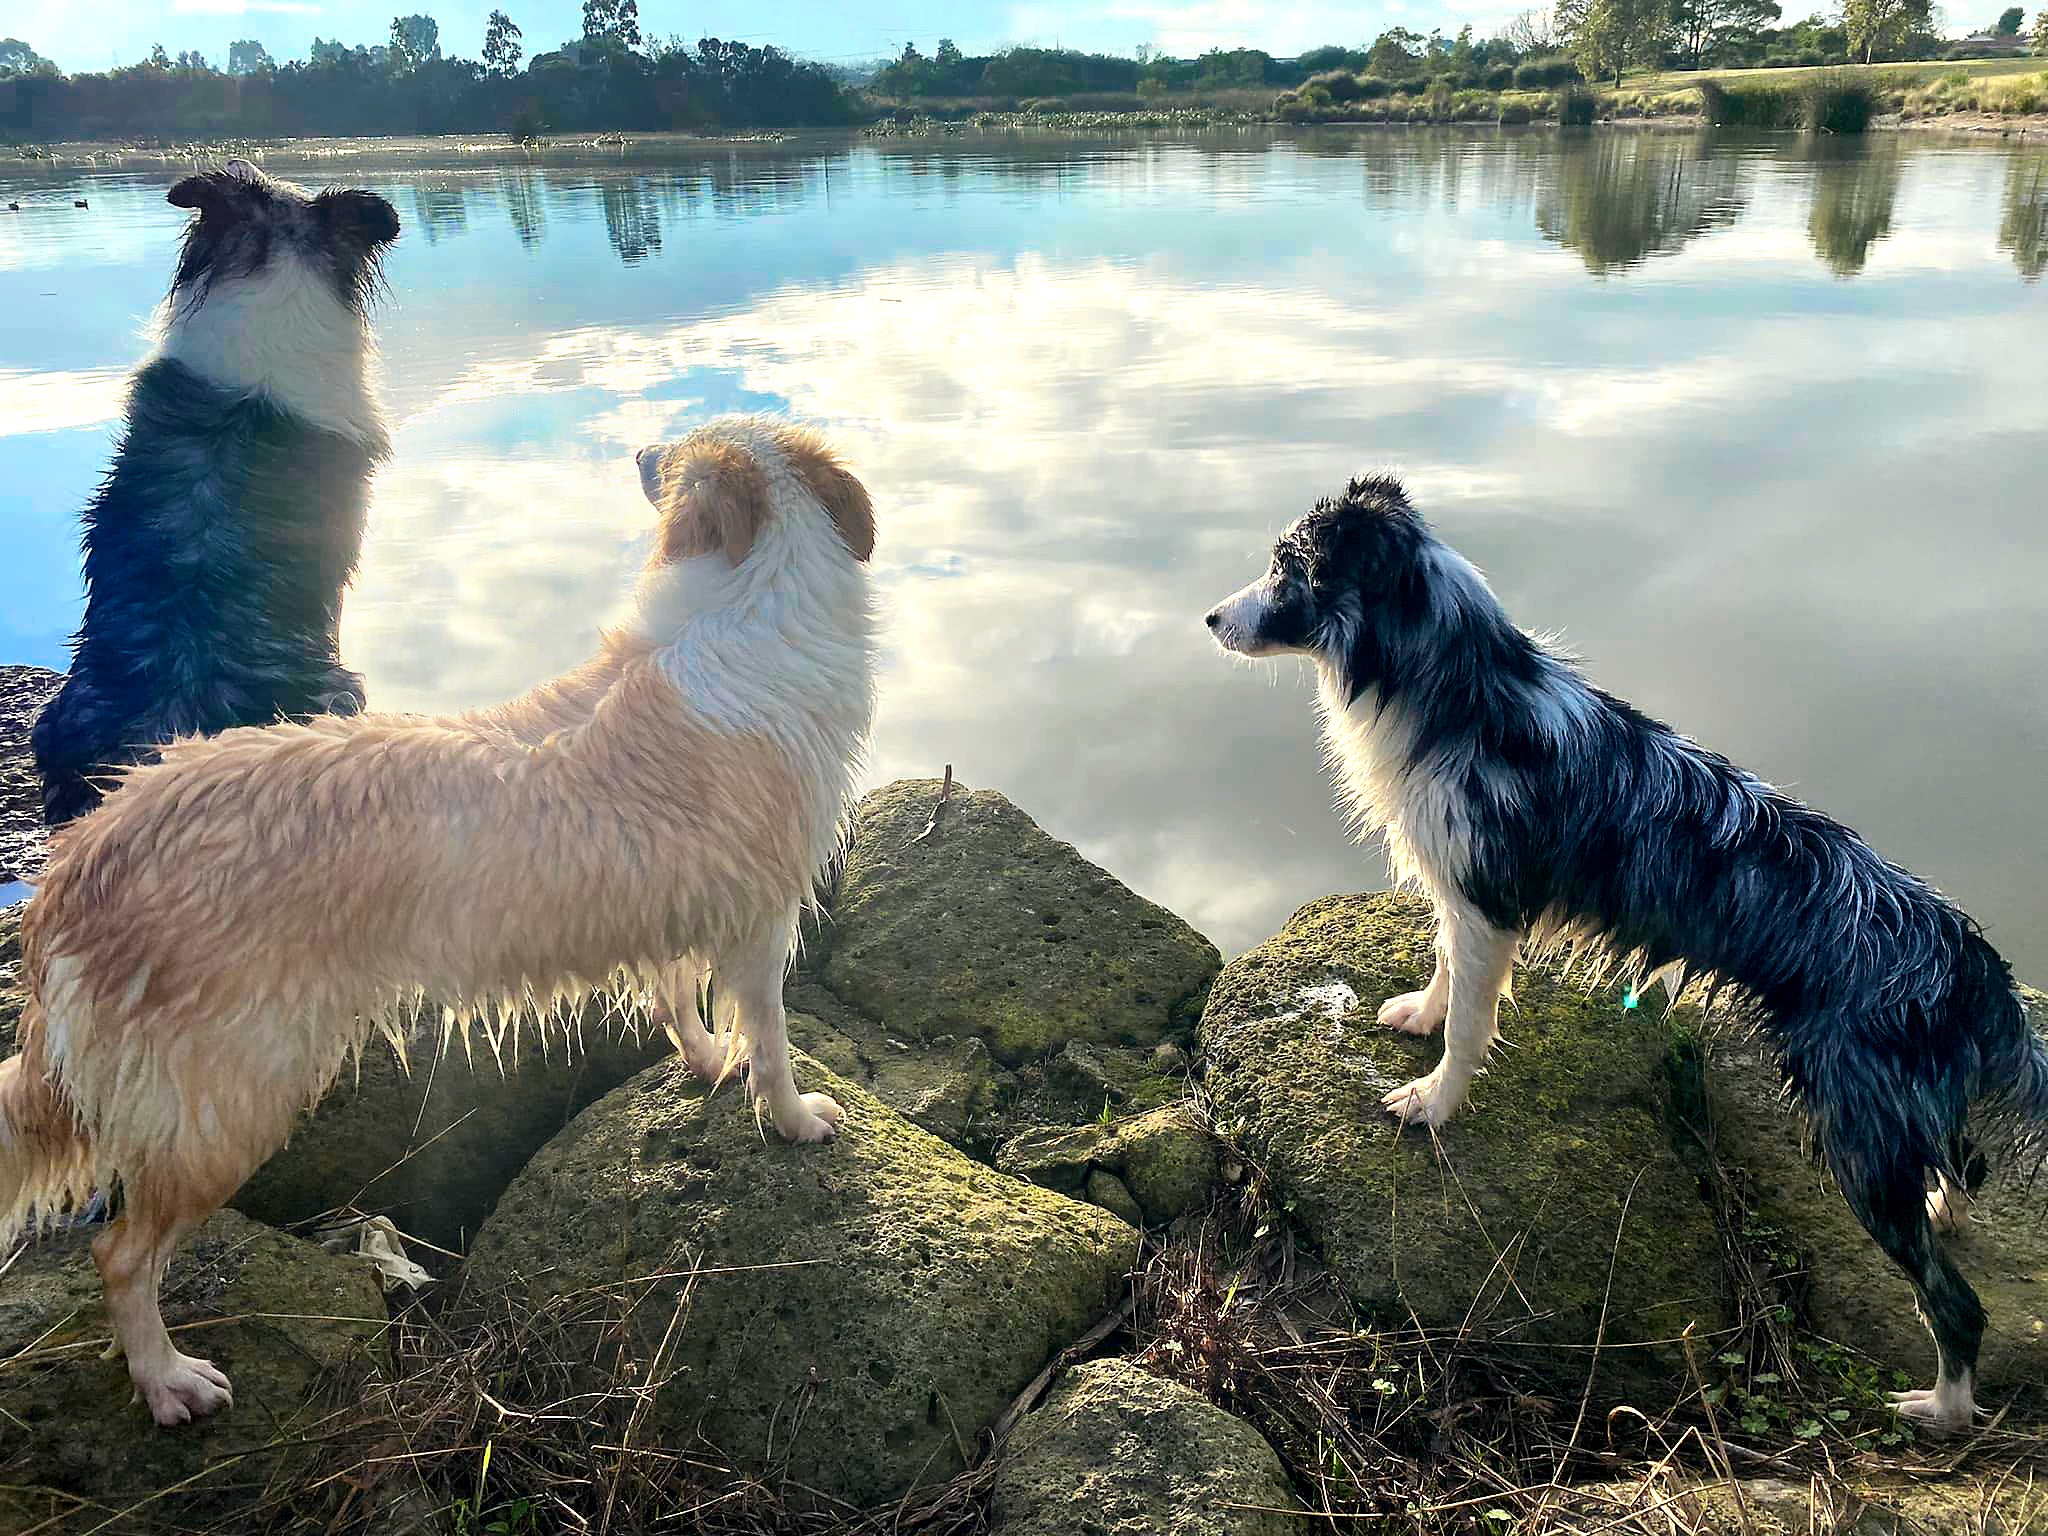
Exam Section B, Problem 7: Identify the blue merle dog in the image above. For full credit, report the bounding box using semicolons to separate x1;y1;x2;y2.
1206;474;2047;1433
32;159;399;826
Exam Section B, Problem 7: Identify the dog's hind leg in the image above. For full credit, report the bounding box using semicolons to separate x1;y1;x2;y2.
93;1174;237;1425
1379;903;1454;1037
1383;905;1516;1130
1926;1171;1972;1235
725;921;843;1144
649;957;726;1084
1823;1123;1984;1435
1925;1139;1988;1235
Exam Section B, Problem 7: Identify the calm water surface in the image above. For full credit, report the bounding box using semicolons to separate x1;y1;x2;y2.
3;129;2045;975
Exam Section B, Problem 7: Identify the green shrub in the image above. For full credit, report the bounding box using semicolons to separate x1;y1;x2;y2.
1408;103;1433;121
1799;69;1877;131
1483;64;1515;89
1310;68;1364;102
1559;84;1597;124
1516;55;1582;88
1796;48;1827;66
1498;99;1533;124
1697;76;1790;125
1698;71;1875;130
1355;74;1395;99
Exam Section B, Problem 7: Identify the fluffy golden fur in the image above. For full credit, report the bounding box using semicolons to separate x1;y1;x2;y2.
0;417;877;1427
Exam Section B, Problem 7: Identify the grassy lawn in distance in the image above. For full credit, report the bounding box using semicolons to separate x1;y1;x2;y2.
1632;55;2044;92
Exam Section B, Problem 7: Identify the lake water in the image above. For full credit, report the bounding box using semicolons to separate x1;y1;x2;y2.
2;128;2045;977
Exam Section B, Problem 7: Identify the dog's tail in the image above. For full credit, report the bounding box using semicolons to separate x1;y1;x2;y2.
0;1013;96;1245
1964;933;2048;1148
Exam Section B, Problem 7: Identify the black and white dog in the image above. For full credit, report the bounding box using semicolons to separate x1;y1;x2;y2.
31;159;399;826
1206;475;2046;1434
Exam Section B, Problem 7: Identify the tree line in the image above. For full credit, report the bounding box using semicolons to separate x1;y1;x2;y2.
0;10;851;142
869;4;2043;110
3;0;2043;144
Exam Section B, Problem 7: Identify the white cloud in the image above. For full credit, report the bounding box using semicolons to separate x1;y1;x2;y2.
0;369;126;438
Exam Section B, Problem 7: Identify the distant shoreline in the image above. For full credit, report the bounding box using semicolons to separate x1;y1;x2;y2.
6;111;2044;174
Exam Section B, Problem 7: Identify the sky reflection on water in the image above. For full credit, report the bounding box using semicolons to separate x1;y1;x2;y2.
2;128;2044;974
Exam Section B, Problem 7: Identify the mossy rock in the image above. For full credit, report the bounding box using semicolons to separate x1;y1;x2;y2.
1199;892;1727;1396
990;1357;1306;1536
463;1054;1136;1507
1702;996;2048;1399
999;1104;1219;1227
820;780;1220;1066
0;664;60;885
1;903;22;1053
0;1209;389;1534
784;975;1006;1151
232;1002;670;1255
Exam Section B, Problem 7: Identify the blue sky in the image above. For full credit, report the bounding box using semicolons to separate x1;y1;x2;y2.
11;0;1509;76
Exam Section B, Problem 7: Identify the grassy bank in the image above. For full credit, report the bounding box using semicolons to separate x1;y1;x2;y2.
1696;72;1880;130
1633;54;2046;94
1898;66;2048;117
1271;80;1699;126
1271;58;2048;130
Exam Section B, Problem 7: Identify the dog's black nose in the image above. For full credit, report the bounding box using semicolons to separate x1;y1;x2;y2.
1204;610;1221;629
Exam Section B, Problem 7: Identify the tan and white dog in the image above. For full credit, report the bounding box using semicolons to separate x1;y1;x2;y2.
0;417;877;1427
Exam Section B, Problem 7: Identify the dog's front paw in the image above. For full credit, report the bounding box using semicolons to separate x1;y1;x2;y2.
1378;989;1446;1036
137;1354;233;1426
1889;1385;1974;1436
775;1091;845;1144
1382;1071;1454;1129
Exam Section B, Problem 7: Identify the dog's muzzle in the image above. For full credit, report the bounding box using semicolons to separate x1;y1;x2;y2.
1205;577;1283;658
635;445;665;505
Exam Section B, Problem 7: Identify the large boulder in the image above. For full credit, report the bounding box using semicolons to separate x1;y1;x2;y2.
0;664;60;886
1;904;23;1051
1199;892;1727;1395
0;1209;388;1533
1701;991;2048;1398
463;1054;1136;1507
998;1104;1219;1227
990;1357;1306;1536
231;1003;669;1255
819;780;1220;1067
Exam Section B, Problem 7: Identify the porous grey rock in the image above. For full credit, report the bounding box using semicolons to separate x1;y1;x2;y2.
463;1054;1136;1507
999;1104;1219;1227
991;1357;1306;1536
1199;892;1727;1396
0;1209;388;1534
820;779;1219;1067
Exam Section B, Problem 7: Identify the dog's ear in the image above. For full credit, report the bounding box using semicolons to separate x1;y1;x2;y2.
167;172;237;217
655;441;771;568
314;188;401;249
773;426;875;562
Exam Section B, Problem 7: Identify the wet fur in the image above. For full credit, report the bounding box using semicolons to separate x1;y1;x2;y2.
1207;475;2048;1433
32;161;398;827
0;418;877;1427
